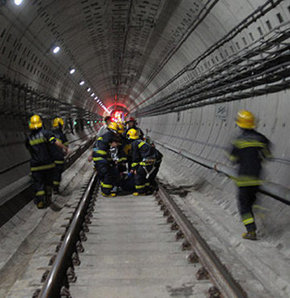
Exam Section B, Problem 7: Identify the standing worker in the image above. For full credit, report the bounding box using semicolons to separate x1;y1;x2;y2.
127;128;160;196
51;117;69;194
88;116;112;163
26;115;68;208
228;110;271;240
93;122;122;197
125;117;144;140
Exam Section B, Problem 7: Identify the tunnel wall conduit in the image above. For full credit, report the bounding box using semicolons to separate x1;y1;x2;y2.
138;23;290;116
155;141;290;206
133;0;286;114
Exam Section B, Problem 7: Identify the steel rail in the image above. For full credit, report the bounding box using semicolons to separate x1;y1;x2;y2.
157;183;247;298
38;171;98;298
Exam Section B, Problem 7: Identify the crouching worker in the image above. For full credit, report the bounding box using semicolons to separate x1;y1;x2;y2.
127;128;161;196
228;110;271;240
26;115;68;209
51;117;69;194
93;122;122;197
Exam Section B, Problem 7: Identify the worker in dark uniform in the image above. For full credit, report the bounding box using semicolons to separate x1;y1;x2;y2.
228;110;271;240
93;122;122;197
148;148;163;192
25;115;68;208
51;117;69;194
114;123;128;174
127;128;160;196
125;117;144;140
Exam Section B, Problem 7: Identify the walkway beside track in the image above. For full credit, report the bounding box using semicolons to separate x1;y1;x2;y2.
70;195;212;298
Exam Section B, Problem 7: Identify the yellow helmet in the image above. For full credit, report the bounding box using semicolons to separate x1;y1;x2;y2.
127;128;139;140
29;114;42;130
52;117;64;128
108;121;118;132
117;123;125;134
236;110;255;129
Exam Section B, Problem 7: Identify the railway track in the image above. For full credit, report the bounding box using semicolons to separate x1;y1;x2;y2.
34;174;247;298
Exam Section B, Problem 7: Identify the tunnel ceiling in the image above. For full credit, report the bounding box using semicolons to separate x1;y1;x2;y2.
0;0;289;118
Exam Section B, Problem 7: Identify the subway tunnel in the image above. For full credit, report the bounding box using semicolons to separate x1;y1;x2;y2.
1;0;290;297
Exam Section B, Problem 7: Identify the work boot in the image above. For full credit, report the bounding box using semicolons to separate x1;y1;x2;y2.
37;201;45;209
101;192;116;197
242;231;257;240
133;192;146;196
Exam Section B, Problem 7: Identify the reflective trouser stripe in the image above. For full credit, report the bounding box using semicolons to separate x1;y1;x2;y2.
31;163;55;171
242;213;255;225
145;182;150;186
36;190;45;196
53;181;60;185
131;162;139;167
243;217;255;225
135;185;145;189
55;160;65;164
101;182;113;189
93;157;105;161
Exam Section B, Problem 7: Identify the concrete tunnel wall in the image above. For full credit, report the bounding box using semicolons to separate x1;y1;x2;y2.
139;88;290;245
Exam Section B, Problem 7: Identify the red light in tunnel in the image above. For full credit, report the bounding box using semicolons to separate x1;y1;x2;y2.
111;110;123;122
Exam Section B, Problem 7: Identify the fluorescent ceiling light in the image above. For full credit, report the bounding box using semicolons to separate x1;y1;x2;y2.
79;81;85;85
52;46;60;54
87;88;91;92
69;68;75;74
14;0;23;5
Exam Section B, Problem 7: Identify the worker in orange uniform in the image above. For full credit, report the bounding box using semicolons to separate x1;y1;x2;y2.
51;117;69;194
25;115;68;208
228;110;271;240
